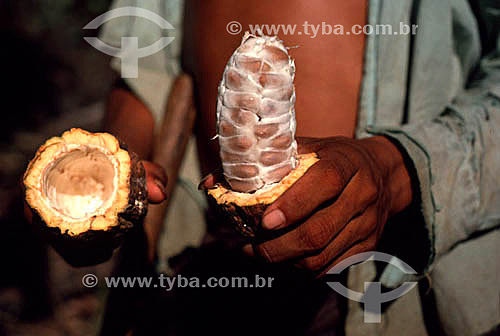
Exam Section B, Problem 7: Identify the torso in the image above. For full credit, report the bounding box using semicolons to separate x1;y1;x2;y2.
182;0;367;175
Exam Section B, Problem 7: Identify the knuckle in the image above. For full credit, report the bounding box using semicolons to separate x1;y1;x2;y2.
322;160;341;180
364;180;378;203
358;173;379;206
302;215;333;252
254;244;275;263
322;158;351;191
280;191;308;221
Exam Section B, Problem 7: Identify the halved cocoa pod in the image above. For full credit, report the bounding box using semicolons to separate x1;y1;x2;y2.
206;153;319;238
23;128;147;266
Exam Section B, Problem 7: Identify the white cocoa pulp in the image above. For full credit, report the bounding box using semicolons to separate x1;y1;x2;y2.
43;148;116;220
217;32;298;193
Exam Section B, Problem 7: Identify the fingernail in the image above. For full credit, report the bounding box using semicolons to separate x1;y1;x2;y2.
154;179;167;198
262;209;286;230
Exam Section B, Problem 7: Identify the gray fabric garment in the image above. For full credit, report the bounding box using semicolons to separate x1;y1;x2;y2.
100;0;500;334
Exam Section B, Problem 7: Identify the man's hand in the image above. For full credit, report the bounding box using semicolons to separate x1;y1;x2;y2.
252;136;413;274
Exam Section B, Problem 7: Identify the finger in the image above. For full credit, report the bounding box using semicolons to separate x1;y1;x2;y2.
295;137;325;154
295;207;378;273
198;168;224;190
143;161;168;204
316;234;378;278
242;244;255;257
297;136;356;155
256;173;375;262
262;153;358;230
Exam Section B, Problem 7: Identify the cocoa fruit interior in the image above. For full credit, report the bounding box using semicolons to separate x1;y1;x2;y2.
43;148;115;219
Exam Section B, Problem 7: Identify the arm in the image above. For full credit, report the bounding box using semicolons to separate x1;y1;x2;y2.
366;3;500;279
368;46;500;275
104;75;196;262
104;80;155;160
104;81;167;204
99;0;189;262
201;5;500;278
201;133;413;275
104;80;169;260
243;13;500;279
143;74;196;262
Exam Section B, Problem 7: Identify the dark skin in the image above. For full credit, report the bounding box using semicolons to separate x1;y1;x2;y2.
104;86;167;204
104;85;169;261
201;136;412;274
265;136;412;273
183;0;367;176
189;0;413;274
84;0;412;274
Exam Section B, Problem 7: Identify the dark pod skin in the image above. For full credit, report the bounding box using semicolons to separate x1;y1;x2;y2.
206;191;268;239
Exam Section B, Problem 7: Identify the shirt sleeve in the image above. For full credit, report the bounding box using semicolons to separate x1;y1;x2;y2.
369;6;500;285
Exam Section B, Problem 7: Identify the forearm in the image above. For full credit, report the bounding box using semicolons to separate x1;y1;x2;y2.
104;81;155;160
144;75;196;262
368;79;500;273
104;81;163;262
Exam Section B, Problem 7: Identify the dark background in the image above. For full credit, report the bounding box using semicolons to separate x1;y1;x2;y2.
0;1;118;334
